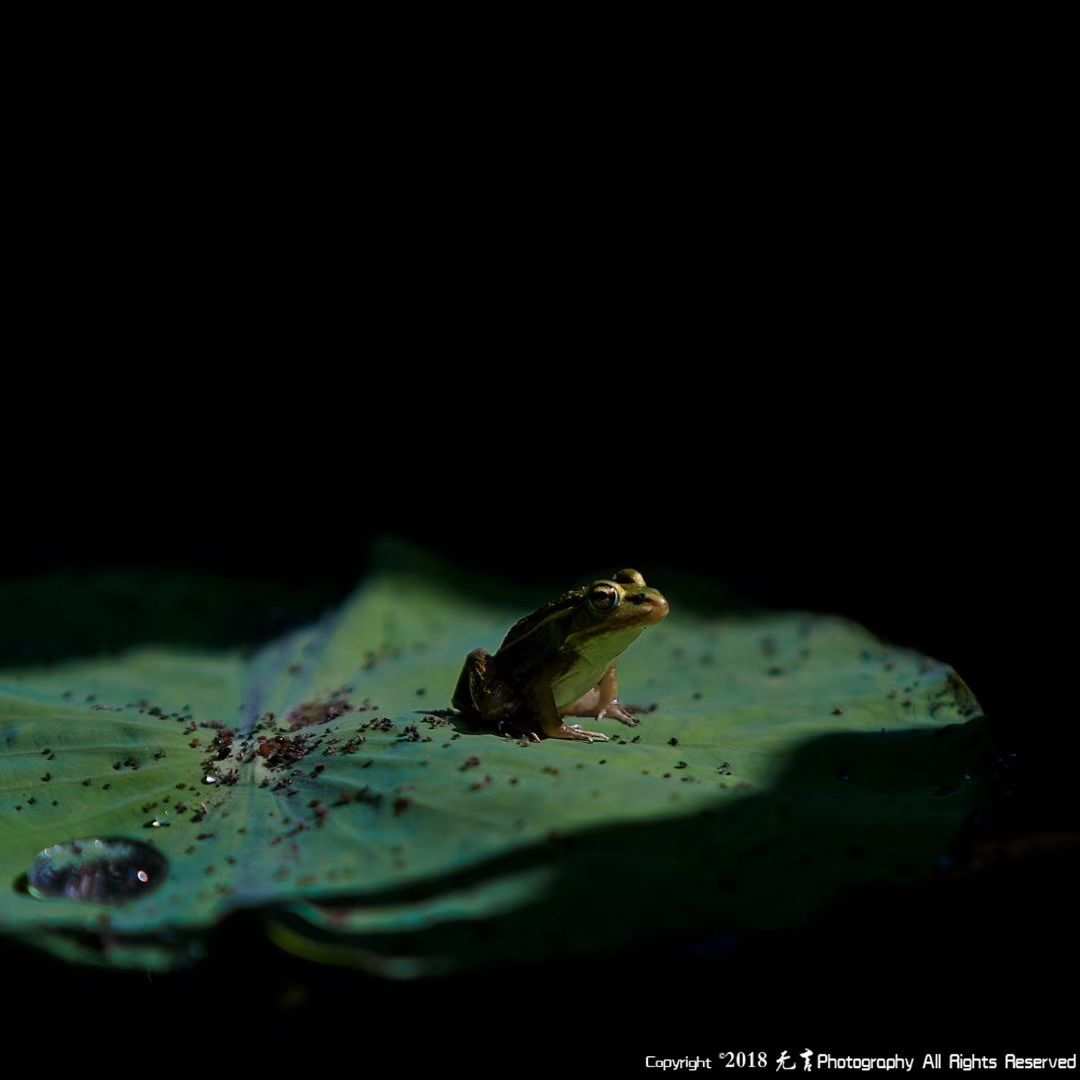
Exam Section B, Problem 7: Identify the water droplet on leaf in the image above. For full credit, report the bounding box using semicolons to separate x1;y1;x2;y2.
26;838;168;903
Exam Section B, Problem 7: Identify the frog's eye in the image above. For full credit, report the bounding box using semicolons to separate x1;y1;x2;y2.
613;569;646;587
587;583;620;614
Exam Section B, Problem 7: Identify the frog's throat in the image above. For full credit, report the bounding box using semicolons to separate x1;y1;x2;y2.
552;625;646;710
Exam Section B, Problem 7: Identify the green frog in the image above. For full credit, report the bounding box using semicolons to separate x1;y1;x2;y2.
451;569;669;742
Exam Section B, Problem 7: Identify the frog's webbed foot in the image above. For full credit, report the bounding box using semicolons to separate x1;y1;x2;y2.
550;723;609;743
533;687;609;743
496;717;542;743
597;701;638;726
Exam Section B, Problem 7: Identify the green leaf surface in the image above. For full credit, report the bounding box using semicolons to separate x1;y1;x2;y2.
0;548;986;974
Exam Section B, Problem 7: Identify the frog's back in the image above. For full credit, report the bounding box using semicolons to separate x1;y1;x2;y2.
498;588;584;652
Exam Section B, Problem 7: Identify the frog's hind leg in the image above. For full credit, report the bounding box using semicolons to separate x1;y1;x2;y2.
452;649;522;732
452;649;490;713
534;686;609;743
562;665;638;726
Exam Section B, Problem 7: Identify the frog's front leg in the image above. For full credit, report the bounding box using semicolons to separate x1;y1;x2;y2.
562;665;638;726
532;684;609;743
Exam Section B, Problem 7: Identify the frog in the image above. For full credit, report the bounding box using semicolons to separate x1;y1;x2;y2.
451;568;669;743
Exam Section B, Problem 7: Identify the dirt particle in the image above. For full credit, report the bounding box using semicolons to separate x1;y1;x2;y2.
287;698;354;731
206;730;233;761
257;733;311;768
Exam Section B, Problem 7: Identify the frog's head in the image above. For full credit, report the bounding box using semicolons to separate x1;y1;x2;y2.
565;568;669;658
